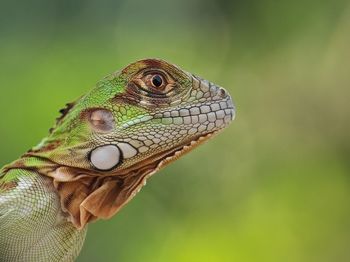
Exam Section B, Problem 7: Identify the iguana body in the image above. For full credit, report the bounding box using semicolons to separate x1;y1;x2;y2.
0;59;235;261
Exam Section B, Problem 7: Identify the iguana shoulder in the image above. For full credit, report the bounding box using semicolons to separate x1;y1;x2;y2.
0;168;86;261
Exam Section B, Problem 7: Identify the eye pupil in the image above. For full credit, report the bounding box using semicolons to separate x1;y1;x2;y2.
151;75;163;88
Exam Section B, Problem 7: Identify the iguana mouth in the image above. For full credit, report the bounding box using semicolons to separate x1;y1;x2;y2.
111;105;235;201
116;130;219;203
127;105;235;192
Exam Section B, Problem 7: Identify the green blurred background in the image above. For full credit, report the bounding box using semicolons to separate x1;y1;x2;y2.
1;0;349;261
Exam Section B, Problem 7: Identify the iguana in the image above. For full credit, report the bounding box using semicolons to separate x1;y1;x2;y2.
0;59;235;261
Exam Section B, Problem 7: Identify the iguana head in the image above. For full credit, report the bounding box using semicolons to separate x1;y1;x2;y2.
16;59;235;228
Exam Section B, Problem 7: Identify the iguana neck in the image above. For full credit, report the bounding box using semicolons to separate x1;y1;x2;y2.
0;166;87;261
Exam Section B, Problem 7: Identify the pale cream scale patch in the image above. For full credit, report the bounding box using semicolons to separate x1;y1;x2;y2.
90;145;121;171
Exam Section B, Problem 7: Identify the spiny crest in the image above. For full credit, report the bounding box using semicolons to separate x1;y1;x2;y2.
49;102;76;134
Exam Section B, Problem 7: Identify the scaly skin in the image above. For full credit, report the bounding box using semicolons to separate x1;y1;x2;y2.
0;59;235;261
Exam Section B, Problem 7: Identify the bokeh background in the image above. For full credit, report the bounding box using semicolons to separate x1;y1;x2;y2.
1;0;349;261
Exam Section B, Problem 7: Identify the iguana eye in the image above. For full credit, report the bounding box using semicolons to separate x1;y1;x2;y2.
142;72;168;92
131;70;176;96
127;68;183;105
151;74;163;88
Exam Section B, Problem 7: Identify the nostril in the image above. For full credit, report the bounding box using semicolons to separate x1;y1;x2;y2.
218;88;227;97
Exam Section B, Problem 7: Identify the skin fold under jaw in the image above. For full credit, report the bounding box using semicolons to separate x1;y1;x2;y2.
0;59;235;261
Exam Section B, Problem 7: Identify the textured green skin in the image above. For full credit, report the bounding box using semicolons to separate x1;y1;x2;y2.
0;170;86;261
0;59;235;261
